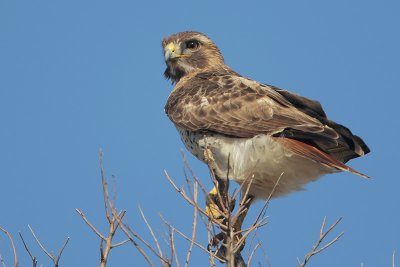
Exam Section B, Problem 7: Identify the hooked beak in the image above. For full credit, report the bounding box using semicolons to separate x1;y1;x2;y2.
164;42;188;61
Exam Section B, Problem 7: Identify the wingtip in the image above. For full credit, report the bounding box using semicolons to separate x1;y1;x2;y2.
347;167;370;179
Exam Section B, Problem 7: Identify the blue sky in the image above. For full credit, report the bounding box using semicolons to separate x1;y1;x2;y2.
0;1;399;266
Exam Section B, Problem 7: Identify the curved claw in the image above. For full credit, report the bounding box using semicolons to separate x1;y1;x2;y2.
205;186;224;220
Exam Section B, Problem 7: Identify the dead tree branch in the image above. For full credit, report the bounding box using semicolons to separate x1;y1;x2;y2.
297;217;344;267
159;214;224;264
78;149;351;266
112;212;160;267
76;150;129;267
0;254;6;267
27;224;69;267
0;226;18;267
164;160;272;267
27;225;69;267
184;181;198;267
18;232;37;267
393;250;396;267
138;207;164;262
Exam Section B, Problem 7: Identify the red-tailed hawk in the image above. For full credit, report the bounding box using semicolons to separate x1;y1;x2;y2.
162;31;370;202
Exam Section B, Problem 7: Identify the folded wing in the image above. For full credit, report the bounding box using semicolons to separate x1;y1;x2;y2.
165;72;370;171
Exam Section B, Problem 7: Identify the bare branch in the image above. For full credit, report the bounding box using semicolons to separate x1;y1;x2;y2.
99;148;111;223
393;250;396;267
75;209;106;240
111;209;158;266
55;238;70;265
111;239;130;248
181;151;208;197
166;152;270;266
77;151;134;267
298;217;344;267
184;181;198;267
247;243;260;266
0;226;18;267
253;172;283;227
0;254;6;267
19;232;37;267
159;214;224;263
255;233;270;266
168;227;179;267
164;170;227;230
138;207;165;265
27;224;69;267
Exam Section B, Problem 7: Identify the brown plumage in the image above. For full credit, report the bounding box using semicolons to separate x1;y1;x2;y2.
162;31;370;199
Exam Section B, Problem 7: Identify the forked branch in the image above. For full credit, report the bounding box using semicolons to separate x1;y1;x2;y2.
297;217;344;267
27;224;69;267
76;150;129;267
164;164;270;266
18;232;37;267
77;149;349;266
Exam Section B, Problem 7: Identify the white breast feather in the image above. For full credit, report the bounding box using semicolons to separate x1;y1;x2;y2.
178;127;335;199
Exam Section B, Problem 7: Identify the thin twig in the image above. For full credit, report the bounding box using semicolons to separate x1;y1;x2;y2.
297;217;344;267
19;232;37;267
184;181;198;267
393;250;396;267
232;174;254;203
159;214;224;263
111;209;159;266
0;226;18;267
0;254;6;267
207;221;217;267
253;172;284;226
75;209;106;240
28;225;69;267
255;233;270;267
247;243;260;266
138;207;165;265
122;222;162;261
111;239;130;248
166;152;275;266
164;170;227;230
55;238;70;265
170;228;179;267
99;149;111;223
77;151;134;267
186;171;214;238
182;152;208;196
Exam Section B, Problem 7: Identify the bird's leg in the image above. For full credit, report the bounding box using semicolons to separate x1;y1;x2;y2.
206;177;230;262
203;147;233;220
205;176;230;221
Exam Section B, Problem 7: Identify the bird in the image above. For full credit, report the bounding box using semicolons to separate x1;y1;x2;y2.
162;31;370;219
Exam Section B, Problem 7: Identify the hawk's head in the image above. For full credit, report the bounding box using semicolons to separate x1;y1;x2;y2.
162;31;225;83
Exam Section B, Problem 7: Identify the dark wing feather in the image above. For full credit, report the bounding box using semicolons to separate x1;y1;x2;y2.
270;87;370;162
271;87;327;118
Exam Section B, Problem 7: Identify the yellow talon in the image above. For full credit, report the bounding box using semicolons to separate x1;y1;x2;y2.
209;186;218;195
205;186;223;220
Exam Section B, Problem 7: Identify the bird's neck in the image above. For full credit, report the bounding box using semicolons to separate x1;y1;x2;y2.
171;64;236;84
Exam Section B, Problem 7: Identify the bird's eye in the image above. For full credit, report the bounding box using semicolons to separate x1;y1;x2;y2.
185;40;200;50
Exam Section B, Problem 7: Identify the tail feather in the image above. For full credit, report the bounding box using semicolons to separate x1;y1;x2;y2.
275;137;369;179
